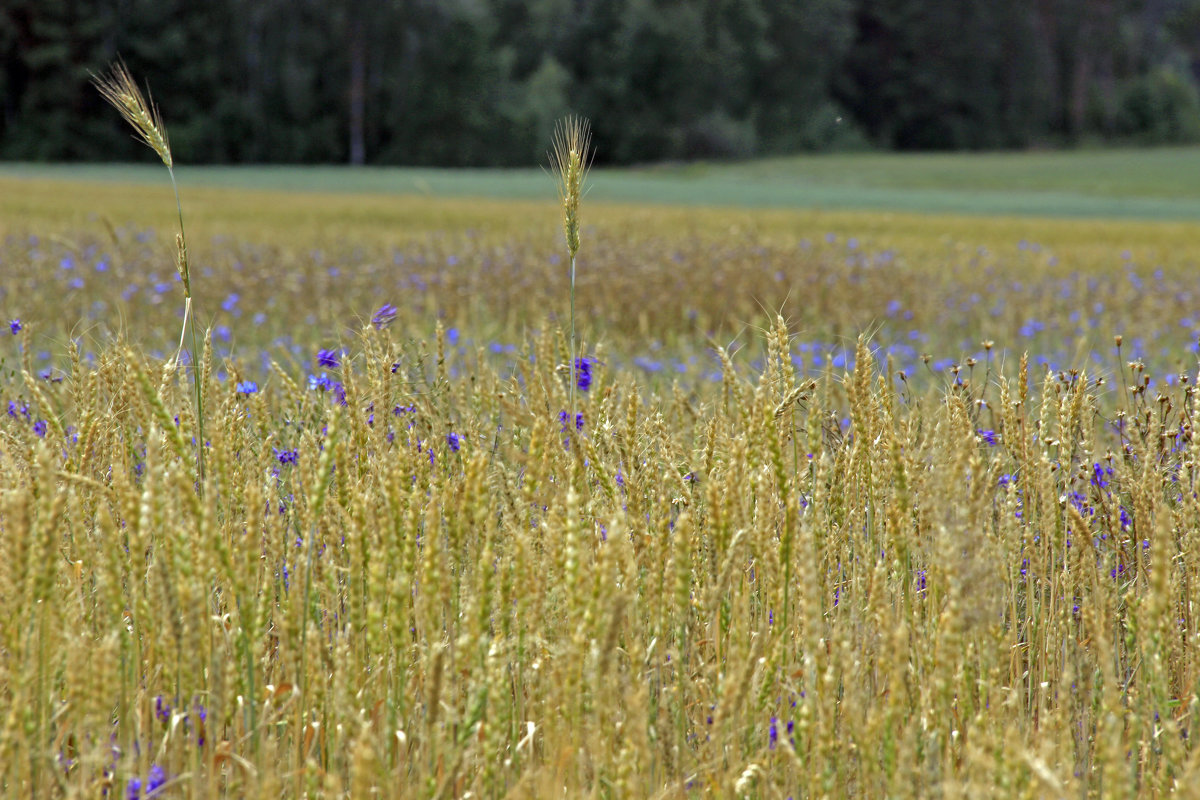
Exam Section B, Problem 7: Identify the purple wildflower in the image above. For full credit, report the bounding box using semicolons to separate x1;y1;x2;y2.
372;303;397;330
235;381;258;395
32;419;47;438
154;696;171;724
9;319;21;335
575;357;593;391
558;410;585;433
147;764;166;793
446;432;461;452
316;349;340;369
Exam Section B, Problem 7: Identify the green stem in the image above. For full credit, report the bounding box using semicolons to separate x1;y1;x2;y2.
569;253;577;426
167;165;205;492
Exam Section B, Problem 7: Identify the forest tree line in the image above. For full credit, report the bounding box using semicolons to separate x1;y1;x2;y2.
3;0;1200;166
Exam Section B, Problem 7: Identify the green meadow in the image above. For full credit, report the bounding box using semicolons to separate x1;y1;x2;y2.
6;145;1200;219
3;146;1200;797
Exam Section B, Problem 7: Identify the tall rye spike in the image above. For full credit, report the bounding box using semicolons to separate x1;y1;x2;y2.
550;116;592;260
92;61;173;168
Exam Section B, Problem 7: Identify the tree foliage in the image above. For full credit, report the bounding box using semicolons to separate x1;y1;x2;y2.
2;0;1198;164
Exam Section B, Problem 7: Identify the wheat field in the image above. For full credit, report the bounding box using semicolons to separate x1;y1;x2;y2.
3;155;1200;798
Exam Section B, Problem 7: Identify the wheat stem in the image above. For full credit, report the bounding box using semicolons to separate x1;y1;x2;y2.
94;62;206;492
550;116;592;436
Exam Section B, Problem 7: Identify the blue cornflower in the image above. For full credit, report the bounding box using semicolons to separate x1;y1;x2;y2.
9;319;21;335
1091;462;1113;489
147;764;166;793
633;356;663;373
372;303;397;330
154;695;171;724
275;448;298;465
446;432;461;452
976;429;997;446
221;292;239;312
316;349;340;369
32;420;47;438
558;410;585;433
235;381;258;395
575;357;593;391
126;777;142;800
193;703;207;746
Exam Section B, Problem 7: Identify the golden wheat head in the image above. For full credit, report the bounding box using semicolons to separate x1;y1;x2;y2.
549;116;592;260
92;61;173;168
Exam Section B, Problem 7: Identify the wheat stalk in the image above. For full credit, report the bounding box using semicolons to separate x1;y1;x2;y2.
549;116;593;430
93;61;206;490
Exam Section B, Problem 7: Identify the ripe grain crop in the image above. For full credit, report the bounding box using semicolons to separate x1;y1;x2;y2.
4;128;1200;798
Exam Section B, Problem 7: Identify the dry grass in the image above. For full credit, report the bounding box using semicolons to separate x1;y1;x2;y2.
2;176;1200;797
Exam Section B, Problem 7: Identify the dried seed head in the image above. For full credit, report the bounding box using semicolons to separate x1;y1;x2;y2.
92;61;173;168
550;116;593;260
